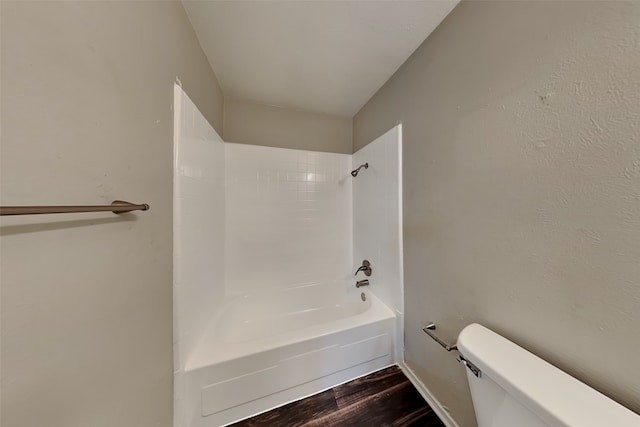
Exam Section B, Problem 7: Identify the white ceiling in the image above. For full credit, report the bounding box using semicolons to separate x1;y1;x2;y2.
182;1;458;117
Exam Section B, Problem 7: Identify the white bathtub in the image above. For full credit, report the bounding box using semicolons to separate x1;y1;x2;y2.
177;282;396;427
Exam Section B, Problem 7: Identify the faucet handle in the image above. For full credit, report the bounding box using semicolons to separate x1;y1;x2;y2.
355;260;372;276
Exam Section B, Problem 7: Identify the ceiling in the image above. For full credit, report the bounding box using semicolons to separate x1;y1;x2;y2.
182;1;458;118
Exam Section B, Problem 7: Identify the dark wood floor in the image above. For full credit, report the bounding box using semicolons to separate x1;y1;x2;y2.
230;366;445;427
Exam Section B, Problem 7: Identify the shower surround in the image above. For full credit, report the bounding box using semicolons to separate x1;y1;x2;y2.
173;85;403;426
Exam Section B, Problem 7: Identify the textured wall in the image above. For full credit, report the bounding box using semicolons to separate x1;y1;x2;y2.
0;2;223;426
354;2;640;426
224;98;353;154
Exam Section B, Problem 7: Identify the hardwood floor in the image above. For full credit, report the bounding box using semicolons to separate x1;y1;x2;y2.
230;366;445;427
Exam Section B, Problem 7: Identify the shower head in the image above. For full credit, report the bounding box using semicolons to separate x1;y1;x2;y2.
351;163;368;177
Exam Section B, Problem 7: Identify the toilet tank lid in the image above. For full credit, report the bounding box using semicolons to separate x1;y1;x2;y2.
457;324;640;427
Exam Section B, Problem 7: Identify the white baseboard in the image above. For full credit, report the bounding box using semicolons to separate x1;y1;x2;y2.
399;361;460;427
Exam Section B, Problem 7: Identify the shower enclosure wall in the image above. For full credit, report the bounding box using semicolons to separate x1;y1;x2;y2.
173;85;403;427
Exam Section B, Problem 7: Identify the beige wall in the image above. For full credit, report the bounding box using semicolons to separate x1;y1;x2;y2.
354;2;640;426
0;2;223;427
224;98;352;154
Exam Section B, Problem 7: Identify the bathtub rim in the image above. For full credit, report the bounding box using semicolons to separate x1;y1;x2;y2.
213;281;373;345
185;288;395;372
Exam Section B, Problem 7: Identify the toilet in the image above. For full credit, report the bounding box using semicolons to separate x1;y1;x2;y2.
457;324;640;427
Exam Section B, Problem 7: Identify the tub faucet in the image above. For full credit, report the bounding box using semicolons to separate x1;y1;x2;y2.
356;279;369;288
355;260;372;276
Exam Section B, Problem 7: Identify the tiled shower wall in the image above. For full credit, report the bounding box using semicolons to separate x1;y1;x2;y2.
225;143;353;295
174;87;400;370
353;125;403;360
173;85;225;372
174;86;355;364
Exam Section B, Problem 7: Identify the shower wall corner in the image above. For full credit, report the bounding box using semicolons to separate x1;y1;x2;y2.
173;83;226;427
352;123;404;364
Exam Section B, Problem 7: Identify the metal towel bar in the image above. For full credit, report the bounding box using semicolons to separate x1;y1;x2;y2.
422;322;458;352
0;200;149;216
422;322;481;377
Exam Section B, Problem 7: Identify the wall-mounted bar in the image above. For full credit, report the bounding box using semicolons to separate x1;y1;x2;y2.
422;322;458;352
0;200;149;216
423;322;481;377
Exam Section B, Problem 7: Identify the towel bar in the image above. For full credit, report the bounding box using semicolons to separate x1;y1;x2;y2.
422;322;458;352
0;200;149;216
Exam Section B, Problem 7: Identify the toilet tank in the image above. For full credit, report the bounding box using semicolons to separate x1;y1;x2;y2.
457;324;640;427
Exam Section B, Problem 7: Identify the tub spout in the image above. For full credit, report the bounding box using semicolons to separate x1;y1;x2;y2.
356;279;369;288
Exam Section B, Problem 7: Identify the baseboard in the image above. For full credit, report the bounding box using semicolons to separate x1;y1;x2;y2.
399;361;460;427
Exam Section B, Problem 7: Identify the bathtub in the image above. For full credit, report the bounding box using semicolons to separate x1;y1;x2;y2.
178;282;396;427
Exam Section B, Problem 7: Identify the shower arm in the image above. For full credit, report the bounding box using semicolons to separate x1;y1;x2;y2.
351;163;368;177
